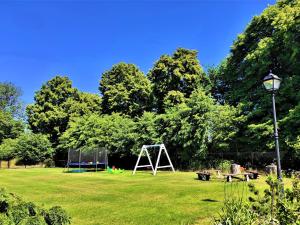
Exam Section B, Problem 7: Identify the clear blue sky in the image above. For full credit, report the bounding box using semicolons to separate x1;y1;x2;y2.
0;0;276;104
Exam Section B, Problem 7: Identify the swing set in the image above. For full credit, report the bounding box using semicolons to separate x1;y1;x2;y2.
132;144;175;175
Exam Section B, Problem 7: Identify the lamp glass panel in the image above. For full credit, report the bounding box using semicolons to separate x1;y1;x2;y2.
273;79;281;90
263;79;273;90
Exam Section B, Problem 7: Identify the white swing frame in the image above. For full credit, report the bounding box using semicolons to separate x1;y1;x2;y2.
132;144;175;175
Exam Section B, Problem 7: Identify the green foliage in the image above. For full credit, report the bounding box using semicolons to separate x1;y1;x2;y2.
217;0;300;155
26;76;78;146
0;110;24;144
44;206;70;225
0;82;23;118
214;197;256;225
15;133;54;166
134;112;161;154
26;76;101;151
163;90;186;109
60;113;136;157
99;63;151;117
148;48;209;112
207;65;226;104
65;92;102;119
281;103;300;162
156;89;238;168
0;138;18;161
215;177;300;225
0;188;70;225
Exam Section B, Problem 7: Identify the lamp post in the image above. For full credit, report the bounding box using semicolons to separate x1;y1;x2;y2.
263;71;283;182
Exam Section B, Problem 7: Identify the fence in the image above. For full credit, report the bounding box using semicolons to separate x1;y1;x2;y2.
202;151;290;169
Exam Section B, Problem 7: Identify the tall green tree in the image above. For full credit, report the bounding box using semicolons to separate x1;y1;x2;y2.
99;63;151;117
148;48;209;112
0;82;23;118
27;76;102;150
27;76;78;146
217;0;300;155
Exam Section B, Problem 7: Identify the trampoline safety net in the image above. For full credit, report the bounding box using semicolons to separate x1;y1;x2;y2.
66;147;108;172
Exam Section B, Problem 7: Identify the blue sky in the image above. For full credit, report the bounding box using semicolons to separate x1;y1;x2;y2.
0;0;275;104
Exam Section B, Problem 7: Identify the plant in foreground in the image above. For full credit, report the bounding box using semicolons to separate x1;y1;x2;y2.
214;177;300;225
0;188;70;225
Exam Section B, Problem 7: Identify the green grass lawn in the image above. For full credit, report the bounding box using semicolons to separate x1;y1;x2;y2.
0;168;282;225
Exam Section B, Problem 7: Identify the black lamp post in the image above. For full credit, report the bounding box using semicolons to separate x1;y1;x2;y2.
263;71;282;182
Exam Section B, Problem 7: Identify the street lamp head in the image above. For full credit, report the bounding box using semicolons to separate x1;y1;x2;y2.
263;71;282;92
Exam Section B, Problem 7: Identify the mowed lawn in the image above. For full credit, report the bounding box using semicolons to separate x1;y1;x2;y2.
0;168;274;225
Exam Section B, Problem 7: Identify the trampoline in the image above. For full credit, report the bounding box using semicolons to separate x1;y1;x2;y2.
66;147;108;172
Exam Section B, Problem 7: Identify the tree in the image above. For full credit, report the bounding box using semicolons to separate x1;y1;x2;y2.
156;88;238;168
27;76;77;145
99;63;151;117
280;103;300;167
207;65;227;104
163;90;186;109
0;82;23;118
27;76;101;150
0;138;18;168
209;103;246;153
148;48;209;112
134;112;161;154
216;0;300;156
15;133;53;167
60;113;136;157
0;110;24;144
65;92;102;119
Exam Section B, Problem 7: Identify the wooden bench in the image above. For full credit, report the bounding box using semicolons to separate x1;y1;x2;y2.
196;172;211;181
224;173;251;182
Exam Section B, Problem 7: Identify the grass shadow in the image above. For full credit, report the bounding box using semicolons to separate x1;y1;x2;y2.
201;198;219;202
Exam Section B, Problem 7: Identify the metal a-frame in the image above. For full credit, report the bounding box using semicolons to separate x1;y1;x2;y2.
132;144;175;175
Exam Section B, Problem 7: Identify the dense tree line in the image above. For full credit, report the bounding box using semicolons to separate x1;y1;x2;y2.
0;0;299;169
23;48;240;168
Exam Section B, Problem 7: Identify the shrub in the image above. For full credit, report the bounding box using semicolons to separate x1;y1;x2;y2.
44;206;70;225
214;177;300;225
0;188;70;225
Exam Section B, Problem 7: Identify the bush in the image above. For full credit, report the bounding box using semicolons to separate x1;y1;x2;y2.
214;177;300;225
44;206;70;225
0;188;70;225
